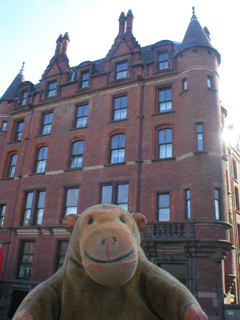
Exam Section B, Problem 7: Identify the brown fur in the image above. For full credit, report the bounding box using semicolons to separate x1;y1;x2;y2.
13;204;208;320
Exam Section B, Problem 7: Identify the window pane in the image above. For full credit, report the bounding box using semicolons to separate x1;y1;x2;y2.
65;207;77;216
165;129;172;143
36;209;43;225
158;208;170;221
197;134;203;151
159;145;166;159
101;185;112;204
111;150;119;163
117;184;129;204
118;149;125;162
26;193;33;209
215;201;219;219
159;194;169;207
72;141;84;155
111;135;118;149
66;189;79;207
166;144;172;157
38;191;46;208
118;134;125;148
196;124;203;133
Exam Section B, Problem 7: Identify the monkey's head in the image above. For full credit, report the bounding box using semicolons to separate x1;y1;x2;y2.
63;204;147;287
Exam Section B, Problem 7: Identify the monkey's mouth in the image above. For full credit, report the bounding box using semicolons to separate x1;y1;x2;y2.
84;248;135;264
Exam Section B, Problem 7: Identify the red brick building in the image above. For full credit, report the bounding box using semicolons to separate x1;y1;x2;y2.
0;8;240;320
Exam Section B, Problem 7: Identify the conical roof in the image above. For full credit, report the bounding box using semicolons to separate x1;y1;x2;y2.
177;8;220;63
1;63;25;100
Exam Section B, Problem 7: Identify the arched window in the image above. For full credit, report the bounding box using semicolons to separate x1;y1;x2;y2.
7;154;18;178
158;129;172;159
35;147;48;173
69;141;84;168
109;134;125;163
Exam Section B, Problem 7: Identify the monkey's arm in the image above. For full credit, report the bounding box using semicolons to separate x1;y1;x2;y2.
144;262;208;320
12;283;60;320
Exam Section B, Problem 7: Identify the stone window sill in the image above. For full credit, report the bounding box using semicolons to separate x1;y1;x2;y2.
104;162;125;167
152;157;176;162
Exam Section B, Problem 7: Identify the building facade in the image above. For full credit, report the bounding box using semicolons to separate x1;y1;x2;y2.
0;8;240;320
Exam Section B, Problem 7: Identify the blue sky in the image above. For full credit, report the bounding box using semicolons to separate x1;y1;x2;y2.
0;0;239;141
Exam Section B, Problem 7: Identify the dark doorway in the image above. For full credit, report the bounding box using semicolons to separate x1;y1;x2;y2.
158;263;187;286
8;289;28;318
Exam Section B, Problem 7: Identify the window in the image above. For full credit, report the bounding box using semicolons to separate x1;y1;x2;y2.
80;72;89;88
56;242;68;270
1;121;7;132
35;147;48;173
158;129;172;159
158;194;170;221
214;189;220;220
41;113;53;135
115;61;127;80
196;124;204;151
182;78;187;91
113;96;127;121
64;188;79;216
158;88;172;113
233;159;238;180
235;187;239;212
14;121;24;141
110;134;125;163
75;105;88;128
0;205;6;227
20;91;28;106
22;191;46;226
207;76;212;88
185;190;190;219
18;242;35;279
100;183;129;211
158;51;168;70
7;154;17;178
69;141;84;169
158;263;187;286
47;81;57;98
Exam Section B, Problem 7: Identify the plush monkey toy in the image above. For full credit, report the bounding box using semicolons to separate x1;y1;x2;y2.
13;204;208;320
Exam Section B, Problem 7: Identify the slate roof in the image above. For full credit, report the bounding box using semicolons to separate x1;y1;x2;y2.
1;67;25;100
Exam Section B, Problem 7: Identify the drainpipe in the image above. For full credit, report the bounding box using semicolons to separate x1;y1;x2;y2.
1;109;34;291
136;76;145;212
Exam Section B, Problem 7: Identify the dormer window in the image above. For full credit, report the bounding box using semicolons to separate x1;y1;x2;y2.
158;52;168;70
80;72;89;88
21;91;28;106
47;81;57;98
115;61;127;80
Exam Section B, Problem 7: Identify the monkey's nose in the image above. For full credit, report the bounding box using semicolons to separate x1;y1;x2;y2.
102;237;117;245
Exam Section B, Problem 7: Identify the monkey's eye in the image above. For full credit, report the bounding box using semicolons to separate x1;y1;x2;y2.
88;217;94;225
120;217;126;223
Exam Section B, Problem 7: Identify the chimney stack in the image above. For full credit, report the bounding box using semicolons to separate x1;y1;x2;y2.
62;32;70;55
55;34;62;56
126;10;133;33
118;12;125;37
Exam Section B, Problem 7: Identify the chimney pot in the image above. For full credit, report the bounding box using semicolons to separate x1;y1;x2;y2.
118;12;126;37
55;34;62;56
126;10;134;33
62;32;70;55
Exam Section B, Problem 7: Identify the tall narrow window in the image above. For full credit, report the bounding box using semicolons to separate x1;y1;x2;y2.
158;129;172;159
64;188;79;216
158;52;168;70
75;105;88;128
182;78;187;91
22;192;33;226
35;191;46;225
22;191;46;226
18;242;35;279
113;96;127;121
235;187;239;212
0;205;6;227
1;121;7;132
7;154;17;178
41;113;53;135
185;190;190;219
35;147;48;173
14;121;24;141
56;242;68;270
158;88;172;113
100;183;129;210
21;91;28;106
196;124;204;151
115;61;127;80
80;72;89;88
233;159;238;180
47;81;57;98
158;194;170;221
69;141;84;168
214;189;220;220
110;134;125;163
207;76;212;88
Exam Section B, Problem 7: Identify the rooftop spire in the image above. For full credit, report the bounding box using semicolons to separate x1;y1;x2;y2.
1;63;25;99
191;6;197;20
19;62;25;75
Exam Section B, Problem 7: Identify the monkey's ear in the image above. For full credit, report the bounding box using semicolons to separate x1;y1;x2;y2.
63;214;80;233
132;213;147;231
